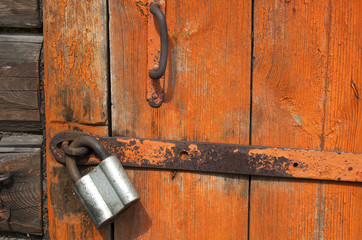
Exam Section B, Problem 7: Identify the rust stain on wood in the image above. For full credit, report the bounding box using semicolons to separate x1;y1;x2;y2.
45;0;108;125
0;34;43;132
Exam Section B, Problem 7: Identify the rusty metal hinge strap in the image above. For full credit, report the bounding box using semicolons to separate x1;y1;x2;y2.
50;131;362;183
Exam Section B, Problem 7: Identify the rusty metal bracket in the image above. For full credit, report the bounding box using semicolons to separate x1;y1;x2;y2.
50;131;362;183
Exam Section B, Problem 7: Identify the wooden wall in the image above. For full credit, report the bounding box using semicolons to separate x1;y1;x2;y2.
0;135;42;235
0;34;43;133
0;0;40;28
0;0;42;133
0;0;43;237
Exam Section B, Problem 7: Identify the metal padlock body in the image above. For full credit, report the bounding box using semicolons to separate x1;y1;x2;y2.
73;155;139;228
64;136;139;229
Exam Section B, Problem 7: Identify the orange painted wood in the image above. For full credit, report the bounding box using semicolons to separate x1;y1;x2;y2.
44;0;110;239
250;0;362;239
45;0;108;125
109;0;251;238
322;2;362;152
250;178;361;239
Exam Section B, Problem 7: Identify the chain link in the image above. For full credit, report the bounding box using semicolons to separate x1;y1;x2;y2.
61;140;91;156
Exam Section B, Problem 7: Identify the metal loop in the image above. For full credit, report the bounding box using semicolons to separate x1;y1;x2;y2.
50;131;100;165
71;136;109;160
62;141;91;156
64;136;109;182
65;151;82;182
149;3;168;79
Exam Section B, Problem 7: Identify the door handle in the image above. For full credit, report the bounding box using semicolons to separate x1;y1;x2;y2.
149;3;168;79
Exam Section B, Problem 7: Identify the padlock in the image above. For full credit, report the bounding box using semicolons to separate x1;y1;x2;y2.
65;136;140;228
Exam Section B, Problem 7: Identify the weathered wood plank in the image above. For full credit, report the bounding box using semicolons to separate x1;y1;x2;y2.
44;0;110;238
0;147;40;154
0;34;42;133
0;35;43;43
0;135;42;147
0;237;29;240
0;135;42;153
250;0;362;239
0;115;41;133
0;0;40;28
110;0;251;238
0;77;38;91
0;152;41;235
0;91;38;110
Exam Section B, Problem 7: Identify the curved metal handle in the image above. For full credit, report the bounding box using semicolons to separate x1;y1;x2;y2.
149;3;168;79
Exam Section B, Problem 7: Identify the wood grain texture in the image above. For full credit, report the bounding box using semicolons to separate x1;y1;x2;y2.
250;0;362;239
110;0;251;238
118;170;248;240
0;237;29;240
322;1;362;152
44;0;110;239
0;34;43;133
0;152;41;235
0;135;42;147
250;177;361;240
0;134;42;153
44;0;108;125
0;0;40;28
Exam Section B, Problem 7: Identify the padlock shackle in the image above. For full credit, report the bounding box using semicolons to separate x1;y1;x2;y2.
71;136;109;160
65;153;82;182
65;136;110;182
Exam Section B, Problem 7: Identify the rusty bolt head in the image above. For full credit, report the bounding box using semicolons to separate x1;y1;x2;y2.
152;92;159;100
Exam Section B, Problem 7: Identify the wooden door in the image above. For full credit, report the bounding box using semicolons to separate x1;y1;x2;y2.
250;1;362;239
109;0;251;238
44;0;361;239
